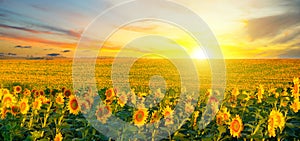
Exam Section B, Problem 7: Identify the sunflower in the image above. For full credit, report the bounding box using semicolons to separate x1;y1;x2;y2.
32;98;42;111
185;102;195;114
95;104;112;123
0;106;9;119
229;115;243;138
2;93;16;108
14;85;22;94
11;105;19;116
150;110;160;123
64;89;72;98
216;113;223;126
162;106;173;118
216;107;231;126
34;90;40;98
105;88;115;100
117;92;128;107
270;109;285;130
23;88;31;97
19;98;29;114
2;88;10;95
79;100;90;114
133;108;148;127
38;95;50;104
54;132;63;141
292;77;299;98
290;99;300;113
165;115;174;126
39;90;45;96
55;93;65;105
231;88;239;98
68;95;80;115
257;85;264;103
268;115;276;137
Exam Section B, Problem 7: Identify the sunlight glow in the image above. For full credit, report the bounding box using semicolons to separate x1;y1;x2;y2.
191;47;207;59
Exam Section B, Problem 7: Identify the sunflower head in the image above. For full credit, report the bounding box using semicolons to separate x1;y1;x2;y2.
268;115;276;137
39;90;45;96
270;109;285;130
11;105;19;116
32;98;42;111
117;92;128;107
229;115;243;138
290;100;300;113
150;110;160;123
0;106;9;119
2;94;16;108
54;132;63;141
133;108;148;127
14;85;22;94
79;100;90;114
105;88;116;100
162;106;173;118
19;98;29;115
231;88;239;97
68;95;80;115
95;104;112;123
64;89;72;98
55;93;65;105
23;88;31;97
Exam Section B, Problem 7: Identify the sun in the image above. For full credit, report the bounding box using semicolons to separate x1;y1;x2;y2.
191;47;207;59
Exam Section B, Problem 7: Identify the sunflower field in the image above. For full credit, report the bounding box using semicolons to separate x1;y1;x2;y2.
0;77;299;141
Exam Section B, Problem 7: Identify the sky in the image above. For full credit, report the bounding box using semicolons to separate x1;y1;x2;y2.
0;0;300;59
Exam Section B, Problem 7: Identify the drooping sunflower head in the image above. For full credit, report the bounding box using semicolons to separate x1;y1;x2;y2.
55;93;65;105
290;100;300;113
68;95;80;115
229;115;243;138
14;85;22;94
133;108;148;127
19;98;29;115
268;115;276;137
54;132;63;141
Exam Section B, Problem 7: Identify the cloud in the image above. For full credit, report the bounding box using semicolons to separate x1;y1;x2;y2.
0;33;76;48
62;50;71;53
15;45;32;48
279;47;300;58
47;53;60;57
246;12;300;40
271;27;300;44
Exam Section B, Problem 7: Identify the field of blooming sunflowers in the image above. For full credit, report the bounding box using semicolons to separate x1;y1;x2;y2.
0;77;299;140
0;59;300;140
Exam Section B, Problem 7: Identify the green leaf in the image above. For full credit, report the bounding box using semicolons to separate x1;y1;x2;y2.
266;97;277;104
